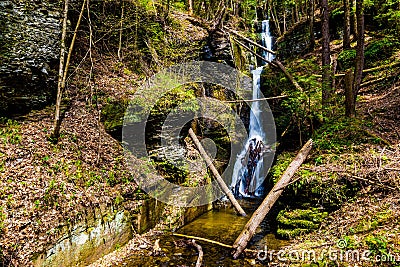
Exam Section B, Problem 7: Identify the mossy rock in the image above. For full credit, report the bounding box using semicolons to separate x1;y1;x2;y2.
277;228;311;239
277;217;319;230
101;100;128;133
276;208;328;239
278;208;328;222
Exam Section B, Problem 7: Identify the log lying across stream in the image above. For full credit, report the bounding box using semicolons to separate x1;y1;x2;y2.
232;139;313;258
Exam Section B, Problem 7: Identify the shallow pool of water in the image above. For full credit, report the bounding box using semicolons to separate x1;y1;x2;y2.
122;199;288;266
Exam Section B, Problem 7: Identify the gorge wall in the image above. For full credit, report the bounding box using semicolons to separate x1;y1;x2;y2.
0;0;61;114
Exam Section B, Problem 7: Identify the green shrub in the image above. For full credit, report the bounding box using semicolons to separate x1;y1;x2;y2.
365;235;390;257
313;117;376;153
337;49;356;70
365;37;400;66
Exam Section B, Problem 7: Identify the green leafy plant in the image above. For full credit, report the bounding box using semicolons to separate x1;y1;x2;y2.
365;235;390;258
0;206;5;234
365;37;400;67
0;118;21;144
337;49;356;70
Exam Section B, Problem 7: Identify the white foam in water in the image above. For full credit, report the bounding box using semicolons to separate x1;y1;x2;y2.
231;20;274;198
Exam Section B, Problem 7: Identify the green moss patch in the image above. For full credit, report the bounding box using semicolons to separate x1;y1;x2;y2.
276;208;328;239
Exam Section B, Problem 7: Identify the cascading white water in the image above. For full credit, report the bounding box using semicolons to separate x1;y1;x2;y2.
231;20;274;197
261;20;274;62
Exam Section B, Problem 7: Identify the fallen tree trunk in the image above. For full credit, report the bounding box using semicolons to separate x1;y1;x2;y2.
360;76;387;88
173;233;232;248
232;38;276;67
274;60;304;92
188;128;247;216
232;38;304;93
223;95;288;103
224;26;276;55
313;61;400;78
172;233;258;253
232;139;313;258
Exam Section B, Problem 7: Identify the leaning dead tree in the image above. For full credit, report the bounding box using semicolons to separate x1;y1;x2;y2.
223;26;276;55
52;0;86;140
227;32;304;93
188;128;247;216
232;139;313;258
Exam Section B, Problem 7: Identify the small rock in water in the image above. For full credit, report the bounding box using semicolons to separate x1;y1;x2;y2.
246;258;256;265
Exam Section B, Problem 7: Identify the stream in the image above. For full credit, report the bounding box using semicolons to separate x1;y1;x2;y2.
122;199;288;266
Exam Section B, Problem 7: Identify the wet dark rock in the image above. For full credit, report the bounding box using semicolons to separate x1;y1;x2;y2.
0;0;61;115
276;20;322;60
206;30;234;66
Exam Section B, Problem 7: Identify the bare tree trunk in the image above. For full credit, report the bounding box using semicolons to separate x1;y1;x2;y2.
345;69;355;117
63;0;86;85
52;0;69;140
321;0;332;107
188;0;193;15
52;0;86;140
291;7;295;25
343;0;351;48
271;4;282;36
118;0;124;61
283;10;287;33
331;54;338;92
232;139;313;259
352;0;357;36
352;0;364;108
87;0;95;105
308;0;315;50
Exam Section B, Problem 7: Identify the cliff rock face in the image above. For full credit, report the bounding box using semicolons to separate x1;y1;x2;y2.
0;0;61;114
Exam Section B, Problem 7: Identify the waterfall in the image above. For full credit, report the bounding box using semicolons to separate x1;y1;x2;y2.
261;20;274;62
231;20;274;197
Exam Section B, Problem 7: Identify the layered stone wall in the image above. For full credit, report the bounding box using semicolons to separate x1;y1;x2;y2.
0;0;61;114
